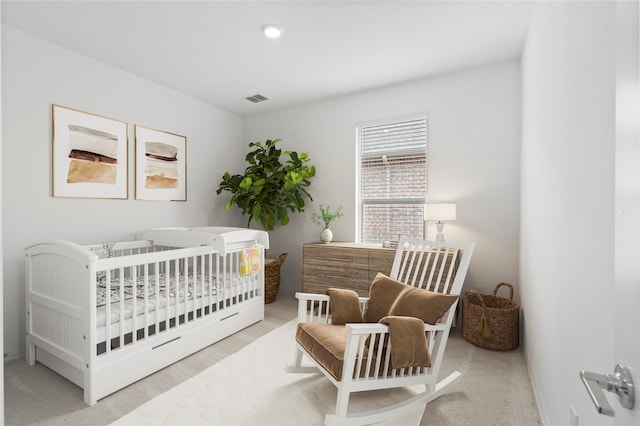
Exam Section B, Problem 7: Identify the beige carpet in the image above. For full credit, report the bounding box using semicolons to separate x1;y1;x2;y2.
5;294;541;425
420;329;541;425
111;319;426;426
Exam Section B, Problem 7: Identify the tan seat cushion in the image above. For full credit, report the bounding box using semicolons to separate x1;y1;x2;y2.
296;323;377;382
296;323;348;380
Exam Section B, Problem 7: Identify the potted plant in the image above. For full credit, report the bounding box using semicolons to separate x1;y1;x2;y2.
217;138;316;303
217;138;316;231
311;204;344;243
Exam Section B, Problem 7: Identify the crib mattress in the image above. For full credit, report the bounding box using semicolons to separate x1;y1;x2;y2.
96;271;245;327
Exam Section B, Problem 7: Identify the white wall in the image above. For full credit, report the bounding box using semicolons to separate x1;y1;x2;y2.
244;61;521;298
0;6;5;424
521;2;616;425
1;26;247;358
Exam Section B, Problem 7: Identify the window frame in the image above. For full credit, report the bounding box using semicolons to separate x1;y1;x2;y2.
355;113;429;243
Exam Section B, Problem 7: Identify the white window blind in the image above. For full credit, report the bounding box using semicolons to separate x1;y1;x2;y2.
358;116;428;244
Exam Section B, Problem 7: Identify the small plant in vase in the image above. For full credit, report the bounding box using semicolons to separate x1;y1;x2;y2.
311;204;344;243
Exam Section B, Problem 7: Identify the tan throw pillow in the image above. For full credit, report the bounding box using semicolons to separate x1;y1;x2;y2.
389;286;459;325
364;273;409;323
327;288;364;325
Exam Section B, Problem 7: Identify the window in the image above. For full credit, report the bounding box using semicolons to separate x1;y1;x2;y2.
357;115;428;244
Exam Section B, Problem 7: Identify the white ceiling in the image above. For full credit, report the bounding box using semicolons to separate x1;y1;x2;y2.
2;1;534;117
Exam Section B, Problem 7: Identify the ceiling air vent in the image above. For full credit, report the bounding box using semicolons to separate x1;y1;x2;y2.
245;94;269;103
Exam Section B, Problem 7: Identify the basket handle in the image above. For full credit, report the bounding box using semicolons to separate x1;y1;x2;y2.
271;252;288;266
465;289;487;309
493;282;514;300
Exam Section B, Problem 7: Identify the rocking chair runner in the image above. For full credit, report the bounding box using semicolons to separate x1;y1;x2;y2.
286;238;475;425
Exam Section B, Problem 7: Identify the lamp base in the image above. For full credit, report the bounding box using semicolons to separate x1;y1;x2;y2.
435;222;446;242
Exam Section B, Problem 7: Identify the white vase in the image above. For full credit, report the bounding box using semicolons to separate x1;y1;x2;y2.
320;228;333;243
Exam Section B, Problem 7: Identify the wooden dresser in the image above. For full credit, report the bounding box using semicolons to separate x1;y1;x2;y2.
301;242;396;296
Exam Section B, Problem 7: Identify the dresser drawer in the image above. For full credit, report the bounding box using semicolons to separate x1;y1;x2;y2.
368;249;395;278
303;245;368;270
302;273;370;296
302;243;396;296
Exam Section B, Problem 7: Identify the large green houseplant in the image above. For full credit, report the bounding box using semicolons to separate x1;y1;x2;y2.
216;138;316;231
216;138;315;303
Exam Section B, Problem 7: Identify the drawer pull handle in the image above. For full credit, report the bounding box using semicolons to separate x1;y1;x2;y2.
317;274;354;281
316;257;355;263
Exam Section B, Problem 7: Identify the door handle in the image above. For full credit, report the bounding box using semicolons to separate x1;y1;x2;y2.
580;364;635;417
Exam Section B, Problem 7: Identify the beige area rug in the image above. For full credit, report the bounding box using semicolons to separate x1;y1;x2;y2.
111;320;425;426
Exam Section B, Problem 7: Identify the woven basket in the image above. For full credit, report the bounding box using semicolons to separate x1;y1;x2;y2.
264;253;287;304
462;282;520;351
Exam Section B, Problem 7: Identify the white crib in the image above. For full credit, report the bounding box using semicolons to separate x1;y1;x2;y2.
25;226;268;405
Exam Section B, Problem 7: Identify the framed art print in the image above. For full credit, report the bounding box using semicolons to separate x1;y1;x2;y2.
52;104;128;199
135;125;187;201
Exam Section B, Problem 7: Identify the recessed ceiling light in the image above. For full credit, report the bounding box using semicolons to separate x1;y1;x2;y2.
261;23;283;39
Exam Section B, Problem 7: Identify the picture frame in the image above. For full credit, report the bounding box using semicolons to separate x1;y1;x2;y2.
135;125;187;201
52;104;128;199
383;232;403;249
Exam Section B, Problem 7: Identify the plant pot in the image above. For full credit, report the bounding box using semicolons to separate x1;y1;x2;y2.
264;253;287;304
320;228;333;243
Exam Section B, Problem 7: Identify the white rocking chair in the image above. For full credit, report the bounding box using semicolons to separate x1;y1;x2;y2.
286;238;474;425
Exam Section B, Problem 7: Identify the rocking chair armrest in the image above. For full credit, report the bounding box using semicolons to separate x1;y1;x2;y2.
294;292;371;324
342;322;450;376
294;292;370;304
295;292;331;302
345;322;449;335
294;292;331;323
345;322;389;335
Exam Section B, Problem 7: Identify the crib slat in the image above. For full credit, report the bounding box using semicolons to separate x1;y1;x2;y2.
199;254;204;308
173;258;179;328
142;264;148;340
182;256;188;325
93;243;260;354
132;266;138;344
164;259;170;328
228;253;233;303
154;263;160;336
230;253;237;303
105;270;111;355
210;254;215;310
118;266;125;350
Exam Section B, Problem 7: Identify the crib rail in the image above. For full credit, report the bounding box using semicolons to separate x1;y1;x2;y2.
26;234;266;406
26;239;263;361
93;244;262;356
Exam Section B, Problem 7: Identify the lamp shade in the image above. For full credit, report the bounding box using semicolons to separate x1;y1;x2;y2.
424;203;456;221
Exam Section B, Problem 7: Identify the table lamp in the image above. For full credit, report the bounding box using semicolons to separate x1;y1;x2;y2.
424;203;456;242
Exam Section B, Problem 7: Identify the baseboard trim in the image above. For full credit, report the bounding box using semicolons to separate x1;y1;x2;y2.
4;348;24;362
521;338;548;425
